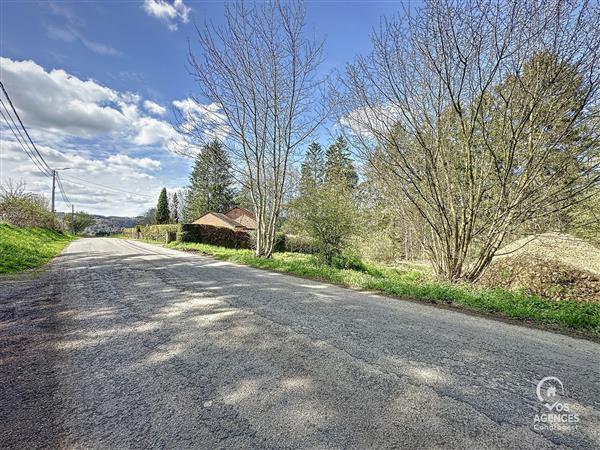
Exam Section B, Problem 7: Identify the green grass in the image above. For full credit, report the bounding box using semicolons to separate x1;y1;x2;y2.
0;223;75;273
167;241;600;335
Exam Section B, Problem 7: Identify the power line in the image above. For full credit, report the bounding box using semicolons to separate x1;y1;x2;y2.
0;81;74;212
56;173;72;207
0;81;154;210
0;81;53;176
0;101;52;177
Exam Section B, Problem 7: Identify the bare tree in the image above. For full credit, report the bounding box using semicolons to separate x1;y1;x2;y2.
179;1;325;257
0;178;48;209
336;0;600;281
0;179;29;200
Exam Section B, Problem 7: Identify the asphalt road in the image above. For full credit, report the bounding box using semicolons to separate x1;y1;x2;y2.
1;238;599;449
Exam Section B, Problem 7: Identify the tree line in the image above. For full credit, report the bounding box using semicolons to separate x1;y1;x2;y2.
163;0;599;282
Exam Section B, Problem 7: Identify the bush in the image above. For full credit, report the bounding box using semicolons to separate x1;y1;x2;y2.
180;223;251;249
274;232;286;252
246;232;317;254
121;227;138;238
124;222;318;255
331;251;368;272
64;211;96;234
284;234;319;254
122;224;181;241
289;180;356;264
246;231;286;252
0;196;57;229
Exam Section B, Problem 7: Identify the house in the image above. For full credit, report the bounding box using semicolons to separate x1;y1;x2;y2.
224;207;256;230
192;207;257;231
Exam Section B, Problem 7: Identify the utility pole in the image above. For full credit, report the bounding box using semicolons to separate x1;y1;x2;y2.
71;204;75;234
51;169;56;213
50;167;70;215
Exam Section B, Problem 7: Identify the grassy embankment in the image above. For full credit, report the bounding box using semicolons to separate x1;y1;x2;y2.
166;241;600;335
0;223;75;274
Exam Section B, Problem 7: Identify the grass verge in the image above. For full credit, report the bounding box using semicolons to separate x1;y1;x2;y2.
0;223;75;274
167;241;600;336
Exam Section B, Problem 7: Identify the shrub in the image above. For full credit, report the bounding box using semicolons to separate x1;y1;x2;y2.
180;223;251;249
284;234;319;254
246;232;317;254
246;231;286;252
121;227;138;238
289;180;356;264
0;196;57;229
122;224;180;241
274;232;286;252
331;251;368;272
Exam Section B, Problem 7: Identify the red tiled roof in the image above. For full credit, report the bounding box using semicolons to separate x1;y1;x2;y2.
225;207;256;221
212;212;245;228
193;212;245;229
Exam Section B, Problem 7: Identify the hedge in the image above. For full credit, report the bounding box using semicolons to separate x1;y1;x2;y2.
180;223;251;249
122;224;181;241
122;223;318;254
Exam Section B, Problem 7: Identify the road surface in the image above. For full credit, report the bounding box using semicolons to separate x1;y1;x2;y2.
1;238;599;449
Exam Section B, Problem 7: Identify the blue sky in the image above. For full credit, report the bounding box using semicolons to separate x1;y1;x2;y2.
0;0;408;216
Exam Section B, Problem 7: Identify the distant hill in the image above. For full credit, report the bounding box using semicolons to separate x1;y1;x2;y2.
56;212;140;235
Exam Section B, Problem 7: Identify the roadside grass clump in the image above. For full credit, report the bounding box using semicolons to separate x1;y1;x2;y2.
0;223;74;273
167;241;600;335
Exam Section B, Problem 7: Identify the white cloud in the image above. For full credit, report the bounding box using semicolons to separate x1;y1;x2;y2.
47;25;121;56
1;57;127;136
143;100;167;116
0;57;222;156
0;57;193;216
43;1;120;56
44;1;85;27
0;139;163;215
143;0;191;31
0;57;181;149
133;116;177;146
106;154;161;170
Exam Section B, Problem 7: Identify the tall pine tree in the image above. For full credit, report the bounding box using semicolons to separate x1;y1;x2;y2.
171;192;179;223
325;136;358;189
299;142;326;194
185;140;235;220
156;187;170;224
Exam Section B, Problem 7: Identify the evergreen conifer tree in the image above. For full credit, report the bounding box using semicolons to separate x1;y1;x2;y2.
325;136;358;189
171;192;179;223
156;187;170;224
299;142;326;194
185;140;235;220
